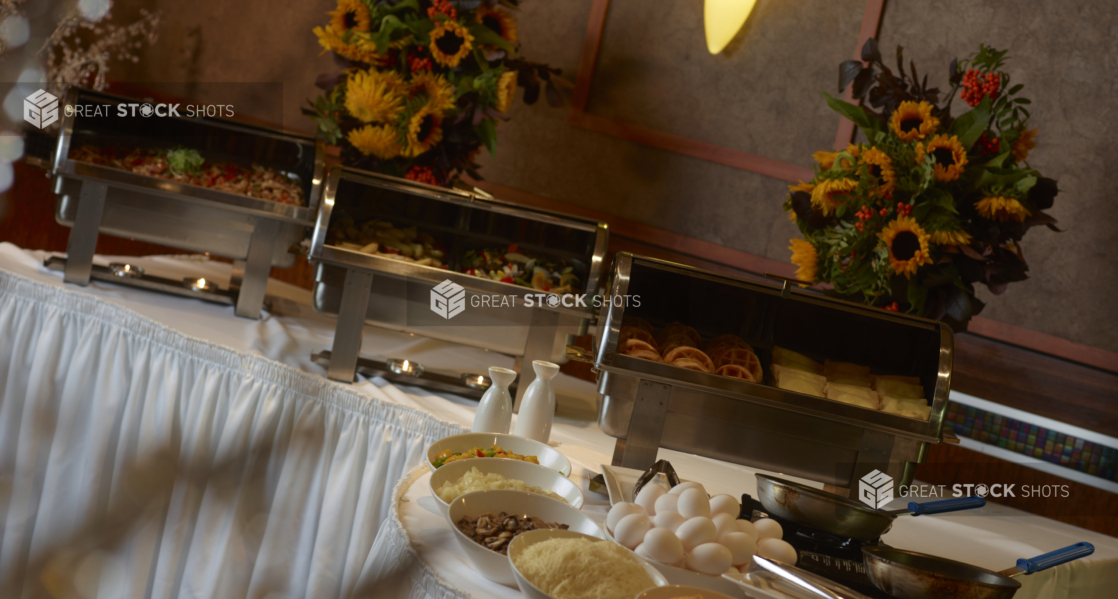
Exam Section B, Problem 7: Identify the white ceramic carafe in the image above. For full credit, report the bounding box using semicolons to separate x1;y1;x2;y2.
471;367;517;434
513;360;559;443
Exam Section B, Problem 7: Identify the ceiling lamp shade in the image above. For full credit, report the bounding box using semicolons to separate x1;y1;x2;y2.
704;0;759;54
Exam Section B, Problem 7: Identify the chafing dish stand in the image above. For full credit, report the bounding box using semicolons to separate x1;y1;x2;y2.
580;253;955;497
309;167;608;406
48;87;325;319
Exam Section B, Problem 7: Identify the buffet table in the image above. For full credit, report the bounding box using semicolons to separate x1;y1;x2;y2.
0;242;1115;599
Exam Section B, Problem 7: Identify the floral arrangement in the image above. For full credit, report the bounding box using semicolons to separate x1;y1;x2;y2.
305;0;565;187
784;40;1059;329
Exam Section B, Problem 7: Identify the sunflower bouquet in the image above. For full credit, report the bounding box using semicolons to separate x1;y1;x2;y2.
305;0;566;186
784;40;1059;330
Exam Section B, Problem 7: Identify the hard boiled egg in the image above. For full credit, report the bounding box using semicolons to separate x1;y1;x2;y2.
653;510;686;532
754;517;783;541
686;542;733;575
635;483;667;516
675;516;717;552
758;537;798;565
668;481;706;496
709;494;741;517
677;488;711;519
719;531;757;566
711;513;739;539
614;513;652;549
606;502;645;534
653;493;679;515
732;519;758;539
640;527;684;565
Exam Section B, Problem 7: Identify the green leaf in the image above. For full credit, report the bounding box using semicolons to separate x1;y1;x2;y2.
166;147;204;176
1015;176;1037;194
371;15;411;52
465;20;515;54
1008;84;1024;95
907;278;928;316
950;97;990;149
822;92;878;133
475;118;498;158
1014;98;1031;104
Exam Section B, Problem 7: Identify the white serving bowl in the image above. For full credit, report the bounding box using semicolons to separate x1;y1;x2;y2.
429;457;584;518
508;529;668;599
427;432;572;477
636;585;740;599
605;529;749;597
446;490;604;587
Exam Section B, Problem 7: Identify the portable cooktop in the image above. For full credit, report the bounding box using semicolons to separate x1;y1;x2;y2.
741;493;895;598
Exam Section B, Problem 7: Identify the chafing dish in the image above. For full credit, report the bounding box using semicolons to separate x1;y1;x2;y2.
576;253;954;495
48;87;325;318
309;166;608;404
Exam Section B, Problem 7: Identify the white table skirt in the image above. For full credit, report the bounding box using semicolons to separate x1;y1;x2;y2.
0;243;1115;599
0;269;466;598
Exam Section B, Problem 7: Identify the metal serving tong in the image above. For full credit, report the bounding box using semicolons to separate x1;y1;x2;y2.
633;459;682;498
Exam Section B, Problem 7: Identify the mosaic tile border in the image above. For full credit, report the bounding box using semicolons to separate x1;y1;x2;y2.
945;401;1118;483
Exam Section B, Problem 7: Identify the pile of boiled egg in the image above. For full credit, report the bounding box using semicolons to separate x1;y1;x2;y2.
606;480;797;575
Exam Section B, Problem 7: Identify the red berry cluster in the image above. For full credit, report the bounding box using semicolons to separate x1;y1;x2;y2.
405;166;441;186
427;0;457;20
855;206;876;222
408;50;432;72
882;302;901;312
895;202;913;217
960;69;1000;107
976;132;1000;155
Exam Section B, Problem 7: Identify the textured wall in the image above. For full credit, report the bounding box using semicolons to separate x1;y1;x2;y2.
110;0;1117;352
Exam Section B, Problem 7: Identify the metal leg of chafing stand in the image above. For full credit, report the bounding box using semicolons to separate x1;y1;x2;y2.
513;307;561;411
63;181;107;285
234;219;279;319
326;269;373;383
612;379;672;471
839;428;896;499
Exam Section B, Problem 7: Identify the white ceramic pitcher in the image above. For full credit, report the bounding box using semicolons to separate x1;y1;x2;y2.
471;367;517;434
513;360;559;443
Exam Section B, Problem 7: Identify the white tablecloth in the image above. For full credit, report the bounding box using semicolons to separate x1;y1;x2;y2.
0;243;1114;599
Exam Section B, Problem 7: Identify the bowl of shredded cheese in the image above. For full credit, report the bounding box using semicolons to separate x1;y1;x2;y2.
430;458;584;518
426;433;572;476
508;529;668;599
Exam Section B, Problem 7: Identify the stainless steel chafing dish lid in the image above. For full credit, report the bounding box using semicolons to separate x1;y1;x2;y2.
52;87;325;223
595;253;952;441
310;166;609;300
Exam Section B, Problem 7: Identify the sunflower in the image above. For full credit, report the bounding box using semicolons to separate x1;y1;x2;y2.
408;72;456;113
347;124;401;160
314;25;380;64
403;105;444;157
345;70;405;123
1013;127;1038;162
429;20;474;68
789;239;819;284
329;0;371;34
787;180;815;194
976;196;1031;222
495;70;517;112
860;147;896;196
929;228;973;246
812;144;860;170
810;177;858;215
890;101;939;142
879;216;932;278
476;4;519;45
917;134;968;183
